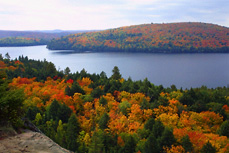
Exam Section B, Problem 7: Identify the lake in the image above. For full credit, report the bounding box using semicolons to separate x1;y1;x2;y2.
0;45;228;89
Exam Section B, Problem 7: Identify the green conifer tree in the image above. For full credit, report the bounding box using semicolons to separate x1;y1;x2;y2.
111;66;121;80
89;130;104;153
144;133;160;153
66;114;80;152
200;141;216;153
152;120;164;139
47;99;61;121
181;135;193;153
98;113;110;130
218;120;229;137
158;127;176;149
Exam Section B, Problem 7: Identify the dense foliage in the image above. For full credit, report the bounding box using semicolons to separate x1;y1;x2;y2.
0;57;25;127
47;22;229;53
0;37;48;46
1;54;229;152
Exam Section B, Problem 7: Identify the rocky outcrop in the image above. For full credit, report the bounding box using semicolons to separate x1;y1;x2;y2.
0;129;73;153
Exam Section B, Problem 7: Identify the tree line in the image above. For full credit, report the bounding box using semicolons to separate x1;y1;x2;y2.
0;37;48;46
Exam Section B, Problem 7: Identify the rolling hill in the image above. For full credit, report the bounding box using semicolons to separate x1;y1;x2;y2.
47;22;229;53
0;30;96;47
0;30;95;40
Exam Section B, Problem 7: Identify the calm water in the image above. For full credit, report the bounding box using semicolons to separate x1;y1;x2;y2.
0;45;229;88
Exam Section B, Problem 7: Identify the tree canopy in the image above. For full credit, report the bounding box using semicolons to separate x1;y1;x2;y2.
1;56;229;153
47;22;229;53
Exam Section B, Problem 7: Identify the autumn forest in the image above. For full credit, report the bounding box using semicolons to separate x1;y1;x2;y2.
47;22;229;53
0;54;229;153
0;22;228;53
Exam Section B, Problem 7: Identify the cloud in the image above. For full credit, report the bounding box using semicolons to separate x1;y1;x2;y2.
0;0;228;30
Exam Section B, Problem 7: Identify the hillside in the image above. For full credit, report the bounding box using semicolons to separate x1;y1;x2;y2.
0;30;95;40
47;22;229;53
0;56;229;152
0;30;68;40
0;30;96;47
0;37;48;47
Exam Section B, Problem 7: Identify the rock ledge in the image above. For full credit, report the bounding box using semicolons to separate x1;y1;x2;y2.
0;129;73;153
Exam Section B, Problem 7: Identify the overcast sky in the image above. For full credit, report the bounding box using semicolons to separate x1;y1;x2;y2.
0;0;228;30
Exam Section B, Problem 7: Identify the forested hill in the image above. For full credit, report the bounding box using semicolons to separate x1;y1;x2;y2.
0;37;48;47
47;22;229;53
0;30;94;40
0;30;95;47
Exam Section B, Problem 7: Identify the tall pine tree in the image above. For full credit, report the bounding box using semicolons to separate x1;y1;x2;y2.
66;114;80;152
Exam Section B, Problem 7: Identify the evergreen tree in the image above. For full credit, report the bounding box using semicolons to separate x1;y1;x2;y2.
65;85;71;96
179;92;195;106
218;120;229;137
65;82;85;96
100;71;107;79
122;135;136;153
78;142;88;153
5;52;10;59
158;127;176;149
98;113;110;130
0;73;25;126
44;61;57;77
80;69;87;78
47;99;61;121
111;66;121;80
26;106;41;121
99;97;107;106
66;114;80;152
143;133;160;153
89;130;104;153
181;135;193;153
59;103;72;123
140;98;149;110
144;118;155;131
71;82;85;95
107;80;121;93
64;67;71;75
91;86;104;98
102;133;114;153
200;141;216;153
152;120;164;139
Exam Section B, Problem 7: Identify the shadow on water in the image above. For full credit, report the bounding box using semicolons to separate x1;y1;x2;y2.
49;50;93;55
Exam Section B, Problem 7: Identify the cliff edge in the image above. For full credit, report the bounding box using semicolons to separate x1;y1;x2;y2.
0;129;73;153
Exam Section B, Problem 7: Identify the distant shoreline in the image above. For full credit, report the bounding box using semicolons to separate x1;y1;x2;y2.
47;48;229;54
1;45;228;54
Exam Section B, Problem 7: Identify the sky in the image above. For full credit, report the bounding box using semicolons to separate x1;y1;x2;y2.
0;0;228;30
